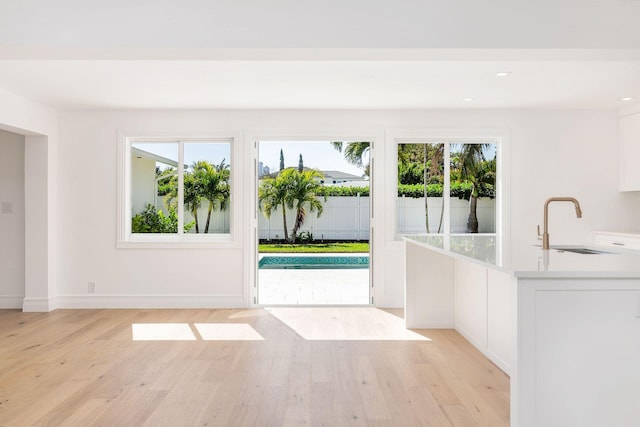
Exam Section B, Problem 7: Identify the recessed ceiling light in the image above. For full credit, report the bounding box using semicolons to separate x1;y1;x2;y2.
621;97;635;101
464;98;474;102
496;72;511;77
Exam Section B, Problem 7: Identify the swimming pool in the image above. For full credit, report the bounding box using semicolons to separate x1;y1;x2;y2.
259;255;369;269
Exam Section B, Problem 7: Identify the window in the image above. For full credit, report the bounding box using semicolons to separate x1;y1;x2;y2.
119;135;234;246
397;140;497;235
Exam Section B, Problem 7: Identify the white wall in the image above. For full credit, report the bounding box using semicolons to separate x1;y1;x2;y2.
55;109;640;308
0;87;58;312
0;129;25;308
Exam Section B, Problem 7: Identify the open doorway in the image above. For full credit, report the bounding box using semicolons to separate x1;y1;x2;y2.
256;140;371;305
0;129;25;309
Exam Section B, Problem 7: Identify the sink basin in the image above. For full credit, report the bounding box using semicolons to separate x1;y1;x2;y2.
551;246;616;255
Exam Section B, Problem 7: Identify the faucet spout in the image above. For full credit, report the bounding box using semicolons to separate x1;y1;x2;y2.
540;197;583;250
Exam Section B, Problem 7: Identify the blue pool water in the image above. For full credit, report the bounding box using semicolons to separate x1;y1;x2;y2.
259;255;369;270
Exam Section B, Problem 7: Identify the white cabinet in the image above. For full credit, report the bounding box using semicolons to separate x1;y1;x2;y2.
620;112;640;191
405;242;455;328
593;231;640;250
486;269;515;374
454;259;514;375
454;259;487;350
533;289;640;427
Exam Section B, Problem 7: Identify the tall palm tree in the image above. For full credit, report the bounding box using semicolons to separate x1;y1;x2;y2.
183;171;203;233
398;143;445;233
288;169;326;241
259;168;295;242
214;159;231;211
193;160;230;233
455;144;495;233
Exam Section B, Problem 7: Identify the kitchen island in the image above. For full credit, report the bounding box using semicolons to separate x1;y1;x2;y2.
404;235;640;427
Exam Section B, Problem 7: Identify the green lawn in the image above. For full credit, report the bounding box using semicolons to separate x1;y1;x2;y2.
259;242;369;253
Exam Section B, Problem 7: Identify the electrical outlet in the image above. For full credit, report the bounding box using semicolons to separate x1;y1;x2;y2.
1;202;13;214
88;282;96;293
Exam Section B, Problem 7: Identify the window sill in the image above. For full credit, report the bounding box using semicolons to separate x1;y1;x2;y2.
117;234;240;249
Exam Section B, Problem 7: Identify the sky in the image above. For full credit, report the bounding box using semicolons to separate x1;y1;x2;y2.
132;140;367;176
259;141;366;177
133;142;230;170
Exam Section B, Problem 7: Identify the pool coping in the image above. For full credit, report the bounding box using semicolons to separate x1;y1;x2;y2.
258;252;369;260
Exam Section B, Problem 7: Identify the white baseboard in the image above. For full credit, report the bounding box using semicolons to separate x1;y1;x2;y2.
22;297;57;312
55;295;247;309
0;295;25;309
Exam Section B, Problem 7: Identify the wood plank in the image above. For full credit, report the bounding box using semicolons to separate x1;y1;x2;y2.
0;308;509;426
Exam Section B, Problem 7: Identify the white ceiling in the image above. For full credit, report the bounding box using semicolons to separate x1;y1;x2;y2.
0;58;639;110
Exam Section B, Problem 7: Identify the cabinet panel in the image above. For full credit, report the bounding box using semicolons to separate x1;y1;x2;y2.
486;269;515;375
405;242;455;328
454;259;487;349
593;232;640;250
535;290;640;427
620;113;640;191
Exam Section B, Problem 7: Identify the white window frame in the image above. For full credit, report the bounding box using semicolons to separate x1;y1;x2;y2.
386;129;509;243
117;132;241;248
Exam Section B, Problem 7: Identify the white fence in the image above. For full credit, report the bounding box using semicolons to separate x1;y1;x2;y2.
397;196;496;234
153;195;495;237
259;196;370;240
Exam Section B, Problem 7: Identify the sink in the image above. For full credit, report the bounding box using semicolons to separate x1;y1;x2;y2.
551;246;616;255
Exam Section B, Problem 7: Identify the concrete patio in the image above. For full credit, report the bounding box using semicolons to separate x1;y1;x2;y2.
258;253;370;305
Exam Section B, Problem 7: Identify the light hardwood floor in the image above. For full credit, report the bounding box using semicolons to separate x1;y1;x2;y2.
0;308;509;426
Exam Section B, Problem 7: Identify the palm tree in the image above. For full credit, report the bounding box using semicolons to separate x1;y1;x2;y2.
192;160;230;233
214;159;231;211
455;144;495;233
165;168;204;233
288;169;326;241
330;141;370;173
259;168;295;242
183;171;203;233
397;143;445;233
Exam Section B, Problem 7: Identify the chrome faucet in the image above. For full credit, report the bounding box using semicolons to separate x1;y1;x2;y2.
537;197;583;250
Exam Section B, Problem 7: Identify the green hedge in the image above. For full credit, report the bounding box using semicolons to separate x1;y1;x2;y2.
317;186;370;197
132;204;194;233
397;182;495;199
314;183;494;199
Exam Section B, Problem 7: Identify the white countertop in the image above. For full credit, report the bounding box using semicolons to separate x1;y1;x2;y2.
593;230;640;237
403;234;640;278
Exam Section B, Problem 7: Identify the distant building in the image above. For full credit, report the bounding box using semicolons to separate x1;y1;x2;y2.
130;147;179;215
258;162;271;178
317;170;364;185
262;168;367;186
323;179;370;188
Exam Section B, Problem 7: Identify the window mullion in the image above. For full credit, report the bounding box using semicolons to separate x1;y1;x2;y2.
443;141;451;235
178;141;185;235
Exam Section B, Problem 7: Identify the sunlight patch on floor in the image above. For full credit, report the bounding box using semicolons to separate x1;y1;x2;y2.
266;307;432;341
132;323;265;341
194;323;264;340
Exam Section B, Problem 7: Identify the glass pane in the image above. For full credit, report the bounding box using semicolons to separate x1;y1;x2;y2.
183;142;231;234
450;143;496;233
397;142;445;234
131;142;179;234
